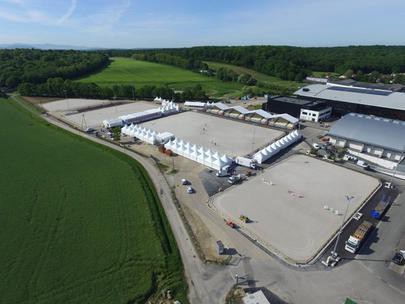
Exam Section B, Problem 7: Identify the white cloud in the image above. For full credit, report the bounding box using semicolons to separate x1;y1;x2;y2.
57;0;77;24
0;0;78;25
74;0;131;33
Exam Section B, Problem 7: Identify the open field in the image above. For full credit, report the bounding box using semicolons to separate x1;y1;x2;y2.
61;100;158;128
78;57;243;97
311;71;340;77
205;61;302;91
213;155;380;263
40;98;128;112
0;98;187;303
142;111;284;157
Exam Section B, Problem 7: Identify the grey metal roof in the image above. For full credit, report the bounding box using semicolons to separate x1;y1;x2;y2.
294;84;405;111
328;113;405;152
227;106;250;114
212;102;229;110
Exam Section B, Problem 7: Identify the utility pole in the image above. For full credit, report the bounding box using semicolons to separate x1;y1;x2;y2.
81;114;88;131
332;195;354;257
389;145;404;184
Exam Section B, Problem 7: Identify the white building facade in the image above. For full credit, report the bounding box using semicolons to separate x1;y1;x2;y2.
300;106;332;122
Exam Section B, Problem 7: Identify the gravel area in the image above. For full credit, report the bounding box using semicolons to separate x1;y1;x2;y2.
63;101;158;128
142;111;284;156
40;98;127;112
213;154;380;263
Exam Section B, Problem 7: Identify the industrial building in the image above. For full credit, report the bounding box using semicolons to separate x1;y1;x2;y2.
294;82;405;120
328;113;405;162
264;96;332;122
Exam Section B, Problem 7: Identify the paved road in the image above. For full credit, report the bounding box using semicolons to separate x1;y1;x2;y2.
41;109;405;304
319;185;398;263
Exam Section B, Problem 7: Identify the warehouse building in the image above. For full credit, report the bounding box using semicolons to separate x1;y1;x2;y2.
264;96;332;122
294;82;405;120
328;113;405;162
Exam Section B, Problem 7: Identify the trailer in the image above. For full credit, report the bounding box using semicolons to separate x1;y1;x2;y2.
371;194;391;219
235;156;257;169
345;221;373;254
216;240;225;255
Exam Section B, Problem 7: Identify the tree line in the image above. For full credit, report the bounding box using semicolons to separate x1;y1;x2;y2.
132;53;207;71
131;52;258;86
124;45;405;83
0;49;109;89
17;77;208;101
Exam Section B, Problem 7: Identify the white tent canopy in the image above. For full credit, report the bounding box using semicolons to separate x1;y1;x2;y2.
164;137;233;171
253;130;302;164
121;124;158;144
208;102;298;125
102;118;124;128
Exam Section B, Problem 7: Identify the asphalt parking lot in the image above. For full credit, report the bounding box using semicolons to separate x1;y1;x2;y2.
320;184;399;263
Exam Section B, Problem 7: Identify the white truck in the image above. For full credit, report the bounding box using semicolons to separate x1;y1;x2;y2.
345;221;373;253
235;156;257;169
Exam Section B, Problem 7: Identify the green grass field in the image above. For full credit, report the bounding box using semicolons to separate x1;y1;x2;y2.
205;61;302;91
311;71;339;77
79;57;243;97
0;98;187;304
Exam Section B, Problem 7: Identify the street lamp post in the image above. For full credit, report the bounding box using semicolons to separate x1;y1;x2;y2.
389;146;405;185
331;195;354;257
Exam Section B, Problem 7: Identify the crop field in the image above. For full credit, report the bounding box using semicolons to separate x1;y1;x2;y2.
79;57;243;97
0;98;187;303
205;61;303;91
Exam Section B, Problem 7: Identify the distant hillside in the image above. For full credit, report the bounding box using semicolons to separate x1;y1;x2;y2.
0;48;109;89
0;43;97;50
125;45;405;85
78;57;243;98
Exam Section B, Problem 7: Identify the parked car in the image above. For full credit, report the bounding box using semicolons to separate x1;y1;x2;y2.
312;143;321;150
356;160;370;169
186;186;194;194
343;154;357;162
85;127;96;133
181;178;189;185
216;170;230;177
392;252;405;265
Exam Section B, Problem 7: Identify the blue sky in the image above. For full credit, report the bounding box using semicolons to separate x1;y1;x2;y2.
0;0;404;48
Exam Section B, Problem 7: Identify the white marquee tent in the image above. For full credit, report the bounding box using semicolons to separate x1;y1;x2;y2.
121;124;159;144
164;138;233;171
253;130;302;164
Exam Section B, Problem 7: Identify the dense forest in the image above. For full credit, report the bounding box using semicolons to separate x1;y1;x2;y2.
117;45;405;83
0;49;109;89
5;46;405;100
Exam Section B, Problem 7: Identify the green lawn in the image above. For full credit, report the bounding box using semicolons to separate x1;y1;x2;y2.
205;61;303;91
79;57;243;97
0;98;187;304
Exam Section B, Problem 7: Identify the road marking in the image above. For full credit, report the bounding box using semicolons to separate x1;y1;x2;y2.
357;260;405;297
